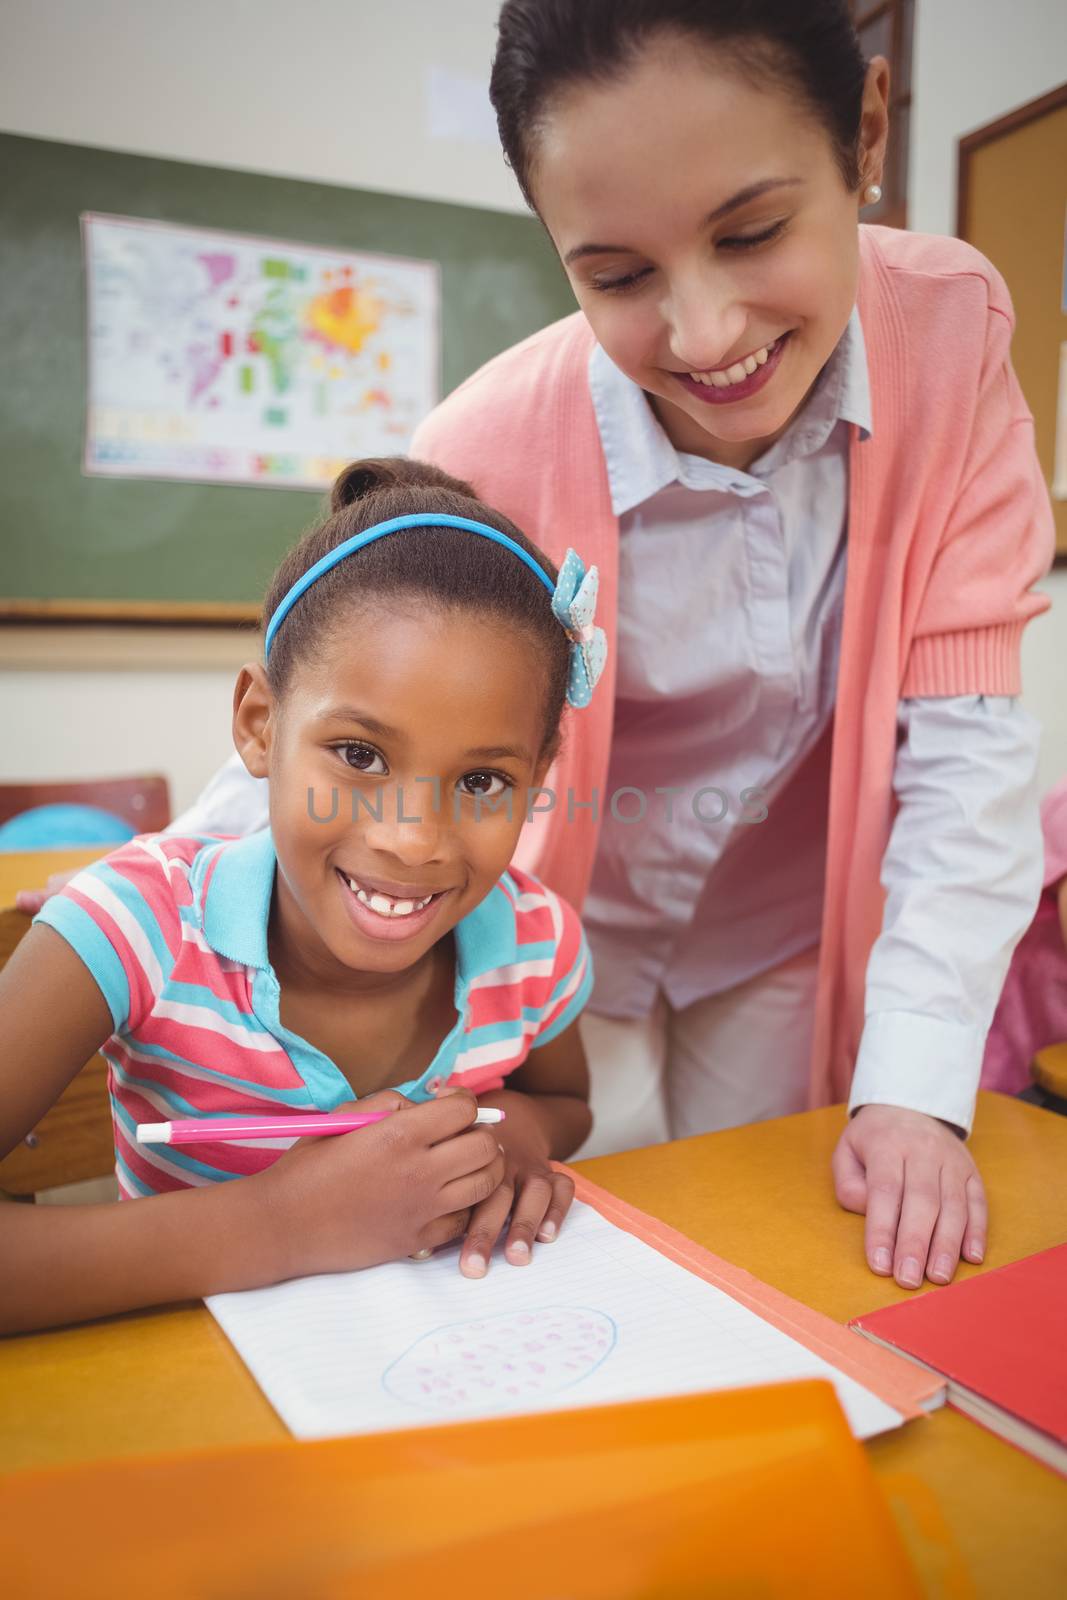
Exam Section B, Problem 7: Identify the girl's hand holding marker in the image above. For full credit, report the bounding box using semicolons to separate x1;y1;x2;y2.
256;1090;511;1278
134;1091;578;1276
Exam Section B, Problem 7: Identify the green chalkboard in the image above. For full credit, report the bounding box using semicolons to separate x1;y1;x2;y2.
0;133;575;619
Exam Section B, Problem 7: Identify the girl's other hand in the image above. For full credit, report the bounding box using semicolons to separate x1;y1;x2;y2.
456;1090;576;1278
255;1088;505;1279
831;1104;988;1288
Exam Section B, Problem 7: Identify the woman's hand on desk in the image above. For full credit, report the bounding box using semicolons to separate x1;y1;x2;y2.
832;1105;987;1289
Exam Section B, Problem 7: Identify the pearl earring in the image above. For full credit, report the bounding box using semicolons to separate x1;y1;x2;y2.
864;183;883;205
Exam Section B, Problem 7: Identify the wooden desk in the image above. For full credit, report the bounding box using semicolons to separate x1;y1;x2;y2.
1;854;1065;1594
0;845;111;910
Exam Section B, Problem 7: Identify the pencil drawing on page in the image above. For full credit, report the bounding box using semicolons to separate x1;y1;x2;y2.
381;1305;618;1414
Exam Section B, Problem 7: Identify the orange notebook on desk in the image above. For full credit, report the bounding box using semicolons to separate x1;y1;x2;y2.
1;1382;930;1599
851;1242;1067;1475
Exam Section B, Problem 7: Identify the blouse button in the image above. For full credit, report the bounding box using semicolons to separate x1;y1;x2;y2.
426;1075;443;1095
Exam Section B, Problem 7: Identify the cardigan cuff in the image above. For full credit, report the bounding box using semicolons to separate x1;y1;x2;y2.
900;622;1024;697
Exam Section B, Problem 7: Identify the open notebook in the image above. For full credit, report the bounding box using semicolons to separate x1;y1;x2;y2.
207;1173;942;1442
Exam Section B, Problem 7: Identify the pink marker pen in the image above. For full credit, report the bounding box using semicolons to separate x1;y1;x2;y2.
136;1106;505;1145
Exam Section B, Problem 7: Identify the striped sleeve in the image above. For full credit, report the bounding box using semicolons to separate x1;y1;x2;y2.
516;875;594;1049
34;835;187;1033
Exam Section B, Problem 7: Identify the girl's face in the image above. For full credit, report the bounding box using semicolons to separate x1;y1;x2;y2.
234;607;552;987
533;35;888;470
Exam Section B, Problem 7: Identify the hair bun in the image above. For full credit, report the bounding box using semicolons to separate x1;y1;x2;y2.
330;456;475;513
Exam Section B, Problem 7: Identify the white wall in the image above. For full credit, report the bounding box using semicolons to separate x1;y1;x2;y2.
0;630;253;816
910;0;1067;791
0;0;525;214
2;666;239;818
1;0;1065;816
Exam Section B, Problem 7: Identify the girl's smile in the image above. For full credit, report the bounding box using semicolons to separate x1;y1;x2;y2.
335;867;453;944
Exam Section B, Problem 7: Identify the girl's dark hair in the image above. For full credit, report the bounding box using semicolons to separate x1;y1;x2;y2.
491;1;868;208
262;457;570;756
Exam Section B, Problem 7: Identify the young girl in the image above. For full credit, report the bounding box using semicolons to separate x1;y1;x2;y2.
0;460;598;1334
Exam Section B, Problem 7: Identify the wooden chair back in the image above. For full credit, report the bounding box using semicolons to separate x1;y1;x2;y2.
0;908;115;1199
0;774;171;834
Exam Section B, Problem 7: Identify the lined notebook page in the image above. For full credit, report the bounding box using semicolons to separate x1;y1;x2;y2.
207;1200;901;1441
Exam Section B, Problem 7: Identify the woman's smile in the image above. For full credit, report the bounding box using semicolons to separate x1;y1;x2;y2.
669;330;792;407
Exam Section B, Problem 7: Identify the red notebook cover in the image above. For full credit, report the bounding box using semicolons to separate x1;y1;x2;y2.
851;1242;1067;1449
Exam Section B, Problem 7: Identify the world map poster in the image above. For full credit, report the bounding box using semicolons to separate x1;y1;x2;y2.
82;213;440;489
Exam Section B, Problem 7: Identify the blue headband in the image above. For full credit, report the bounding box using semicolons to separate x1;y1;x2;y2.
263;512;607;709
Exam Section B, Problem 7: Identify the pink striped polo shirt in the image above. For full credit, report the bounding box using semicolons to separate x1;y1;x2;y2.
36;830;592;1198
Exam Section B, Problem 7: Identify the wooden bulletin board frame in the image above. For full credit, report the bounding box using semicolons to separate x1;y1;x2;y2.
957;82;1067;565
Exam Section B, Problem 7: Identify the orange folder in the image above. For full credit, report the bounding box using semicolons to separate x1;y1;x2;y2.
3;1380;923;1599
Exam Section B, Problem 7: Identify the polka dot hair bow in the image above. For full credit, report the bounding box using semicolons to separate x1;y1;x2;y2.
551;548;608;709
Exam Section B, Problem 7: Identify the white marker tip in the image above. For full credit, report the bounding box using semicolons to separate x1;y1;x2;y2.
136;1122;172;1144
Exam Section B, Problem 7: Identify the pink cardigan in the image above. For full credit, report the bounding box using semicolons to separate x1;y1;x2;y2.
412;226;1055;1105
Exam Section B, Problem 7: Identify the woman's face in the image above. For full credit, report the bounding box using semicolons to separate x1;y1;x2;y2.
532;35;888;470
